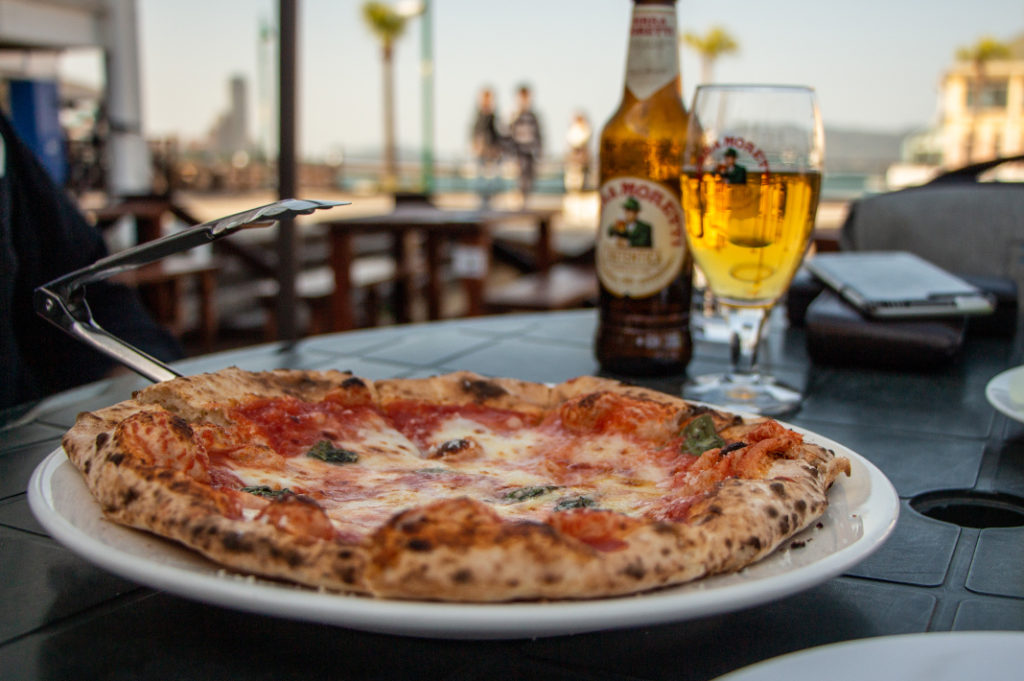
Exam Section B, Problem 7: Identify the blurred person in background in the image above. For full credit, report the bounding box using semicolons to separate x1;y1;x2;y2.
509;84;543;206
564;110;592;193
470;86;504;207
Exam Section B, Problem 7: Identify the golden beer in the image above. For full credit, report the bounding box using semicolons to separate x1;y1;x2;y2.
682;170;820;307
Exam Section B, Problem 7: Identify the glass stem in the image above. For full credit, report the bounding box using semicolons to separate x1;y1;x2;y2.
726;306;769;377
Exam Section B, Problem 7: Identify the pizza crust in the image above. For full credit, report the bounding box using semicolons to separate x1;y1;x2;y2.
62;402;371;593
61;369;850;602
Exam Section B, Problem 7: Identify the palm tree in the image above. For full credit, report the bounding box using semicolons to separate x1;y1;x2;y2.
681;26;739;84
955;36;1011;162
361;2;409;187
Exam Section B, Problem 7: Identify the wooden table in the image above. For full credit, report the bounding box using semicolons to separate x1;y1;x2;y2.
321;206;559;331
112;257;219;351
89;195;201;246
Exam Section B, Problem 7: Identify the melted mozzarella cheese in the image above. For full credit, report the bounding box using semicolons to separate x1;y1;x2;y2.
218;405;686;538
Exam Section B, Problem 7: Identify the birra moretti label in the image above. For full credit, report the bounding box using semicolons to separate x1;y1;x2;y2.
624;5;679;100
597;177;686;298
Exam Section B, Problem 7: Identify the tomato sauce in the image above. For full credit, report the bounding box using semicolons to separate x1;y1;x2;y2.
384;400;538;448
230;397;382;457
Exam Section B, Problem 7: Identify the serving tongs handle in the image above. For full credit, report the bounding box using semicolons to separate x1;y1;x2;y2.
34;198;347;384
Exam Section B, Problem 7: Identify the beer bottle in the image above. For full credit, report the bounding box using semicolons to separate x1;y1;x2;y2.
595;0;692;376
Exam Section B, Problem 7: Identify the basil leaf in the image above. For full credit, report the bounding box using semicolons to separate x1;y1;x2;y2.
504;485;561;502
306;440;359;464
554;495;595;512
241;485;292;498
681;414;725;455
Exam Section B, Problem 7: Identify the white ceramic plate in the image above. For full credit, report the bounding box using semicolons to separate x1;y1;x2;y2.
986;365;1024;423
28;429;898;640
713;631;1024;681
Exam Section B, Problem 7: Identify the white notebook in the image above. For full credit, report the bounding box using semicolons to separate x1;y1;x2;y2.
805;251;995;318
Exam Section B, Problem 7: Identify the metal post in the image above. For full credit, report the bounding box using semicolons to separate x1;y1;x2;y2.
420;0;435;195
276;0;299;342
103;0;152;197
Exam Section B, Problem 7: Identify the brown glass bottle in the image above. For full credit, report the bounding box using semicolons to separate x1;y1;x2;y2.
594;0;693;376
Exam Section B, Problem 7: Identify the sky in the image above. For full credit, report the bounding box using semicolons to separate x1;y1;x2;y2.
61;0;1024;161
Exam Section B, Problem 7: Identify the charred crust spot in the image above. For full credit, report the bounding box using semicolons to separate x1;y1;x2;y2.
338;549;353;559
460;378;507;402
766;505;780;518
451;569;473;584
653;522;677;535
541;573;561;585
341;376;366;389
795;499;807;513
778;515;791;534
398;516;428;534
431;438;474;458
168;414;193;439
83;460;92;475
708;504;723;515
769;482;787;498
107;452;125;466
221;532;253;553
190;523;215;539
578;392;602;409
95;432;110;449
120;487;140;506
339;567;358;584
744;536;763;551
623;561;646;580
724;538;733;548
407;538;432;552
720;441;747;455
268;545;305;568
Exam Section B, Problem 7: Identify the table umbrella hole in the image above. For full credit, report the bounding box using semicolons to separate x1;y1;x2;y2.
910;490;1024;528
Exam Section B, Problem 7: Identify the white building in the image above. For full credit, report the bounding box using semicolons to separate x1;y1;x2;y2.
939;35;1024;168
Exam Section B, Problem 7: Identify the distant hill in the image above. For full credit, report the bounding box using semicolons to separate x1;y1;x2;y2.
338;127;910;176
824;127;908;174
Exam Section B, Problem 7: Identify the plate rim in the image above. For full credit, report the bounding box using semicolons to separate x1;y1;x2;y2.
711;631;1024;680
986;365;1024;423
27;429;898;640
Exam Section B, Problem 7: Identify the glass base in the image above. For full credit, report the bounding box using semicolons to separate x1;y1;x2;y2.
682;372;802;417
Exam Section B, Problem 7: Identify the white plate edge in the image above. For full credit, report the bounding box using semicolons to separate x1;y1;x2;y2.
27;433;899;639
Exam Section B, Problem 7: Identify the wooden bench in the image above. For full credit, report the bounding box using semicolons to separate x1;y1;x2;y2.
484;264;597;313
257;256;397;339
112;256;220;351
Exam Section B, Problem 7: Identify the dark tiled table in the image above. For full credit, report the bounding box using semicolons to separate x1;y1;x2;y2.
2;309;1022;680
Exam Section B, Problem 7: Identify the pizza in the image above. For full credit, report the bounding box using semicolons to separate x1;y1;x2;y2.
62;368;850;602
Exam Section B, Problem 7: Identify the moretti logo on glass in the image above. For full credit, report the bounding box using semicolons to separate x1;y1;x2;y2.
597;177;685;298
697;135;769;182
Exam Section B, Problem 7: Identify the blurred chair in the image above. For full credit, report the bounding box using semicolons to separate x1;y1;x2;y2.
838;155;1024;333
841;156;1024;284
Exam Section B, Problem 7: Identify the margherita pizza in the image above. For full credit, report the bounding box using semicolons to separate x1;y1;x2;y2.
62;368;849;602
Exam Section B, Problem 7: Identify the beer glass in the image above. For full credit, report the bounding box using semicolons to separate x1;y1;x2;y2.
680;84;824;414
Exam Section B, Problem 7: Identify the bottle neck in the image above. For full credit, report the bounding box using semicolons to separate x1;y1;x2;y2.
623;1;681;101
